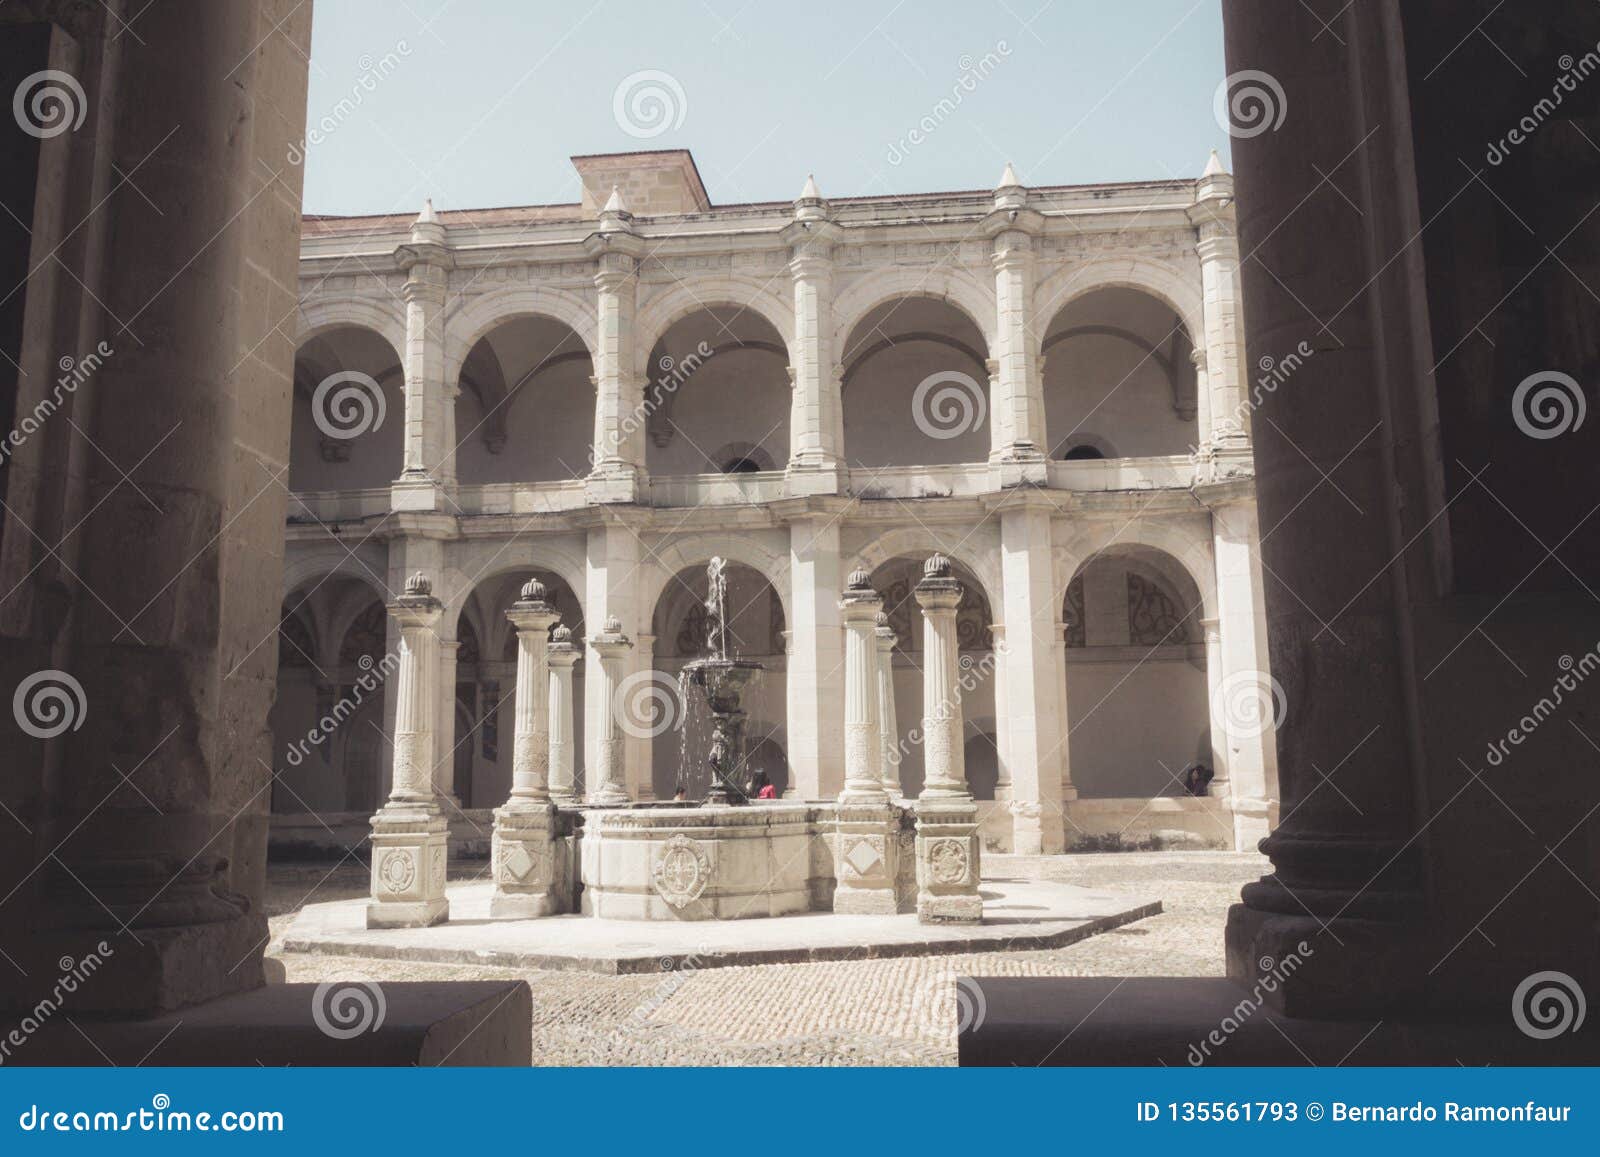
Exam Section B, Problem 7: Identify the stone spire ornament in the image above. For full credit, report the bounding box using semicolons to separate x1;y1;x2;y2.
794;173;828;222
1202;147;1226;177
599;184;635;232
994;162;1025;211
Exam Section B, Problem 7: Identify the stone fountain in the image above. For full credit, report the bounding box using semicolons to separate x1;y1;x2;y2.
679;556;762;805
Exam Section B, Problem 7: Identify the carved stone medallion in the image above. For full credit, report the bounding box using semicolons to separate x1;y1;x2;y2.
378;850;415;892
650;834;712;909
927;838;970;886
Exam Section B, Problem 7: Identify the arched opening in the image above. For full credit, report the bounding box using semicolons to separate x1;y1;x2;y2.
869;554;995;797
455;570;586;807
1063;545;1210;798
1042;287;1198;458
650;561;787;800
454;316;595;483
289;326;405;491
842;297;990;467
1060;443;1108;461
643;306;790;476
270;576;390;816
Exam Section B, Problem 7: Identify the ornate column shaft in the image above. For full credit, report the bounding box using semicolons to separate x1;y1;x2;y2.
491;579;563;918
588;616;633;805
585;192;646;503
546;625;581;804
1190;161;1249;457
913;555;982;924
393;204;455;510
839;571;887;802
984;167;1047;483
368;572;450;928
632;633;657;800
782;178;846;494
875;612;901;796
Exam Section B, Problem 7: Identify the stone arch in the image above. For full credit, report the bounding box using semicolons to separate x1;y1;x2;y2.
442;285;598;389
1056;432;1119;459
295;296;407;363
282;546;391;603
633;277;796;381
1052;519;1216;622
830;266;998;359
1032;256;1204;355
440;546;589;643
639;534;793;637
846;528;1002;616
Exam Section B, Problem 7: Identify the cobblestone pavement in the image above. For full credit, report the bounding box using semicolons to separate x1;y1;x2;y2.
268;851;1264;1066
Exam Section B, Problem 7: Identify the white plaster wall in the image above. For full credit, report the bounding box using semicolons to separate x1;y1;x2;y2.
1066;653;1209;797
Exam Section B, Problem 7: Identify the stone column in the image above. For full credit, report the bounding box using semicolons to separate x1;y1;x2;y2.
392;203;455;511
782;177;846;495
833;573;905;913
913;556;982;923
1209;498;1279;848
583;517;641;792
1054;621;1077;805
368;573;450;928
632;633;657;801
585;189;646;504
875;612;902;797
547;624;581;805
997;502;1067;854
984;165;1047;485
436;639;460;804
1189;157;1249;460
491;579;562;918
786;514;845;799
587;616;633;805
988;623;1012;801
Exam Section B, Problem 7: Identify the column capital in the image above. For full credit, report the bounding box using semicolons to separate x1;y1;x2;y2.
589;615;634;656
913;554;964;611
505;577;561;635
839;569;884;620
389;571;443;627
546;623;581;668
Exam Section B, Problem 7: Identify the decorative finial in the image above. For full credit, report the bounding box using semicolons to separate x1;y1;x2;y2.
923;553;951;578
997;161;1021;190
416;198;438;224
603;184;629;215
875;610;891;628
404;571;432;597
847;568;871;590
551;623;572;643
603;615;622;634
519;576;547;603
1202;148;1226;178
799;173;821;201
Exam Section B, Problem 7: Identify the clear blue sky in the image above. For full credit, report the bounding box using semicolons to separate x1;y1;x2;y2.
301;0;1229;216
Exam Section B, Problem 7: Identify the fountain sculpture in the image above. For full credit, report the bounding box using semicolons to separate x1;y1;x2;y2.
679;557;763;805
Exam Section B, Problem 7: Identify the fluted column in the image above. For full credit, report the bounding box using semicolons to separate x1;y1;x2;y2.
588;616;633;805
546;625;580;804
585;192;646;503
491;579;562;918
368;572;450;928
875;612;901;796
913;555;982;924
839;571;887;803
393;204;454;510
782;177;846;494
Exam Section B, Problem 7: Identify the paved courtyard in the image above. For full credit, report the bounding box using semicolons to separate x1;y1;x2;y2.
268;851;1264;1066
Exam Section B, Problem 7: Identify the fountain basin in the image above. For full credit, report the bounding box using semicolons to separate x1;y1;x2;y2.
580;803;831;921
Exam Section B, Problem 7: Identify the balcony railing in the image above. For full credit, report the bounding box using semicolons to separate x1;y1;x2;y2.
286;454;1211;521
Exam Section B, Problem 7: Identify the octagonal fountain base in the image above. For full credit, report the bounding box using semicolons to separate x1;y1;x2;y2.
581;803;881;921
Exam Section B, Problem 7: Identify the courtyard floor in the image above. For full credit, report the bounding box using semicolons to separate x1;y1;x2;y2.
267;851;1265;1066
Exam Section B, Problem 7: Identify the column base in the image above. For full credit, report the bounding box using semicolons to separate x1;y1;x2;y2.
585;465;644;504
1008;799;1065;856
832;802;915;914
587;788;631;807
367;800;450;929
988;455;1048;489
490;801;562;919
785;460;848;496
915;798;983;925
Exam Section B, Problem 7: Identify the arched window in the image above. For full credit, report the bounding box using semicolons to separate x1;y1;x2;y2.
722;457;763;474
1061;444;1106;461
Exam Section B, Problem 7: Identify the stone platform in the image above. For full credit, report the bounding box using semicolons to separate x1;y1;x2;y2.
282;876;1160;974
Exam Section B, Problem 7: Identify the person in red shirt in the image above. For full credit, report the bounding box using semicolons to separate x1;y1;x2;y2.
750;768;778;800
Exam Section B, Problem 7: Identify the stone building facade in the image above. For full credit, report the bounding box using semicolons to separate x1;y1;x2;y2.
276;148;1279;856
